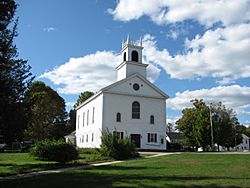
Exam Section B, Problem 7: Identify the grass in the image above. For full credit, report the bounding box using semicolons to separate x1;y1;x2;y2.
0;150;111;177
1;153;249;187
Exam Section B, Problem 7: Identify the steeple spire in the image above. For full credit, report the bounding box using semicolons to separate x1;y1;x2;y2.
127;34;130;44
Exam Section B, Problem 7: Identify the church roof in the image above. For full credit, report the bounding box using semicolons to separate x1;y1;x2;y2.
75;73;169;110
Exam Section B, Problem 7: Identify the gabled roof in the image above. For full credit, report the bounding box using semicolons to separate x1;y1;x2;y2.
75;73;169;110
101;73;169;98
166;132;185;140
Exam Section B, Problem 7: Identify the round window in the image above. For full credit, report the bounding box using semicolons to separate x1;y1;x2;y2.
133;83;140;91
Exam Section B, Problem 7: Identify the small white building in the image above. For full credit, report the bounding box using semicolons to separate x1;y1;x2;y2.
75;36;169;150
217;134;250;152
235;134;250;151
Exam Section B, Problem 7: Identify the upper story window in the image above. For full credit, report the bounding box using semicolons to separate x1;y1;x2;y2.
132;101;140;119
132;50;138;62
116;112;121;122
87;110;89;125
92;107;95;124
83;112;85;127
123;52;126;61
150;115;154;124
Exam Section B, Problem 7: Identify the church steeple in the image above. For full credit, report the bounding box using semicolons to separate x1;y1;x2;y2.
116;36;148;81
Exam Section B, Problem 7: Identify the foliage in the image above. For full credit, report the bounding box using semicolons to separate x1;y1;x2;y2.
65;109;76;134
24;81;67;141
177;99;243;150
176;99;211;150
211;102;242;150
30;139;78;163
74;91;94;108
78;148;100;155
100;129;139;160
0;0;34;144
166;123;175;132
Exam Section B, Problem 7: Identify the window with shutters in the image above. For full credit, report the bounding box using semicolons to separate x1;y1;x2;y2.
147;133;157;143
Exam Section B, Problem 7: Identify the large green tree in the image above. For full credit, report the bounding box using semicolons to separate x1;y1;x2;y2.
176;99;211;150
24;81;67;142
211;102;242;150
0;0;34;143
177;99;243;151
66;91;94;134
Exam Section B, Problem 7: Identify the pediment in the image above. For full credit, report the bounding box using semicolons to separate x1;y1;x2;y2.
102;74;168;99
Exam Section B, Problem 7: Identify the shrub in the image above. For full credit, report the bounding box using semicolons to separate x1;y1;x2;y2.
78;148;100;155
100;129;139;160
30;139;78;163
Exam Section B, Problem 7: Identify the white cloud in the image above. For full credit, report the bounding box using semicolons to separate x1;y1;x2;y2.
43;27;56;32
167;85;250;115
40;50;160;94
109;0;250;26
143;24;250;82
66;102;75;108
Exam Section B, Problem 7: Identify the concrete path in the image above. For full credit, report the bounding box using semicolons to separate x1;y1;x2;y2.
0;152;177;181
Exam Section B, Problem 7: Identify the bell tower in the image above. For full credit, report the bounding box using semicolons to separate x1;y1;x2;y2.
116;35;148;81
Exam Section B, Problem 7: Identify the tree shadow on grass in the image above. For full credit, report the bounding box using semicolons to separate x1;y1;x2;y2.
0;163;81;177
1;165;249;188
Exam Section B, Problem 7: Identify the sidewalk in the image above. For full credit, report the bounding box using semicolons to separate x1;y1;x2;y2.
0;152;176;181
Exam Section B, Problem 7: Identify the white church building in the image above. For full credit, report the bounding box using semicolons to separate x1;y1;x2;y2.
75;37;168;150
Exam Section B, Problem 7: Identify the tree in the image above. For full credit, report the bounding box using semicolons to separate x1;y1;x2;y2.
24;81;67;142
166;123;175;133
176;99;211;150
66;91;94;134
65;109;76;134
211;102;242;150
177;99;243;151
0;0;34;143
74;91;94;108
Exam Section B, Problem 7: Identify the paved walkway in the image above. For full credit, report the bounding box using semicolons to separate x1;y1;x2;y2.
0;152;177;181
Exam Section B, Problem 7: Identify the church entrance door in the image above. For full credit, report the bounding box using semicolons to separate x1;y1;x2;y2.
130;134;141;148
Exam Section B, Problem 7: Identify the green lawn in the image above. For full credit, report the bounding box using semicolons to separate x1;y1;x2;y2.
0;152;110;177
1;153;249;187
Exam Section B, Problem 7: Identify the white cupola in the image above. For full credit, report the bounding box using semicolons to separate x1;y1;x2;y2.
116;35;148;81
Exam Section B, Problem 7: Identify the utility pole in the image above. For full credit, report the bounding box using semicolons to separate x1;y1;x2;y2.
209;104;214;151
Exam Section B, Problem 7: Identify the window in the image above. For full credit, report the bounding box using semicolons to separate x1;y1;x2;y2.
86;134;88;142
114;131;124;139
133;83;140;91
150;115;154;124
83;112;85;127
132;101;140;119
92;133;94;142
82;135;84;143
161;138;164;144
87;110;89;125
147;133;157;143
132;50;138;62
92;107;95;124
77;115;80;129
123;52;126;61
116;113;121;122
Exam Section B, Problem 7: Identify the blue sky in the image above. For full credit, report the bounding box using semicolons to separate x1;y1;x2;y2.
15;0;250;125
